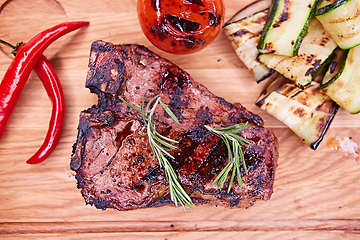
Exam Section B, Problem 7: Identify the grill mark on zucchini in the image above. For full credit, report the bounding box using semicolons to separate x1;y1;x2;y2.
263;43;275;53
317;35;332;47
231;29;251;38
273;11;289;27
294;108;306;118
328;59;338;74
330;8;360;24
272;0;290;28
305;58;322;76
338;31;360;40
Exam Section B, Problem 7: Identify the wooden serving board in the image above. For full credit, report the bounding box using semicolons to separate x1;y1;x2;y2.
0;0;359;239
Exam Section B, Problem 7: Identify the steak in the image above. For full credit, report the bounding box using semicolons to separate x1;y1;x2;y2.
70;40;279;211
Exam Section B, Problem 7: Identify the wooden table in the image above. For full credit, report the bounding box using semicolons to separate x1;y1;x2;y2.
0;0;359;239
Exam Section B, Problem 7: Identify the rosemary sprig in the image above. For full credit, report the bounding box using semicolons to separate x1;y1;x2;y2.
119;94;194;210
205;122;251;193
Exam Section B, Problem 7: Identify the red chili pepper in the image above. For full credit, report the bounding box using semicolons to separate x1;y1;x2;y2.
0;21;89;140
25;55;65;164
0;41;65;164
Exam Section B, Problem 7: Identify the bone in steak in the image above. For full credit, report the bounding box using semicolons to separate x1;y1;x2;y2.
70;40;279;211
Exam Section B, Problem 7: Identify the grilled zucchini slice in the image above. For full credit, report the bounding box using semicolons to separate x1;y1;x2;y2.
224;9;277;83
315;0;360;49
256;77;339;149
321;45;360;113
258;17;337;87
257;0;319;57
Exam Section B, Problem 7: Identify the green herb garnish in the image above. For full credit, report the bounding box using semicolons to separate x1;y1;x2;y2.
205;122;251;193
119;94;194;210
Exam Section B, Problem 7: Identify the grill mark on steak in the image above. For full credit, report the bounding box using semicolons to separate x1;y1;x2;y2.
71;40;279;211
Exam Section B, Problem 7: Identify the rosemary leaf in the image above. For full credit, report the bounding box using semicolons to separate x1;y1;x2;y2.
160;100;179;124
155;131;179;144
153;134;178;150
119;96;142;112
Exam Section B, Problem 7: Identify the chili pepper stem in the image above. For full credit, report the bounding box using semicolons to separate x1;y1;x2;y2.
0;39;23;56
0;39;16;49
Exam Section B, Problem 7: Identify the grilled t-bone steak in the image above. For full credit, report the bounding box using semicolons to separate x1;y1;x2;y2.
71;40;279;211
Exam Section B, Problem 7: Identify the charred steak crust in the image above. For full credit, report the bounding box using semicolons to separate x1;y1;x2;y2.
71;40;279;211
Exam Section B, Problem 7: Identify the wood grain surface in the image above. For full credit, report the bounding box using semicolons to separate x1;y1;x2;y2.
0;0;359;239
